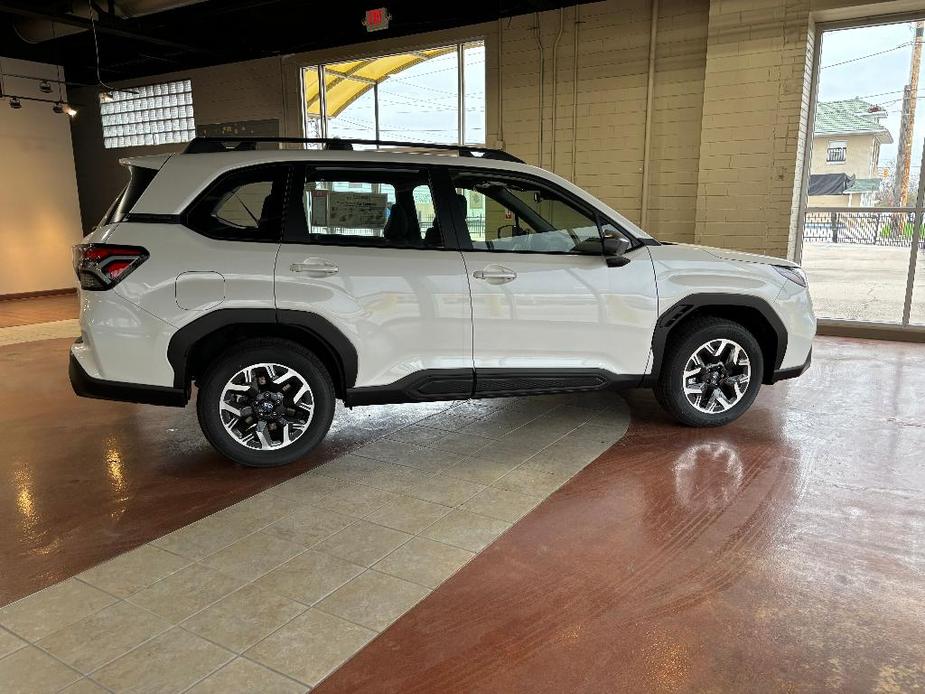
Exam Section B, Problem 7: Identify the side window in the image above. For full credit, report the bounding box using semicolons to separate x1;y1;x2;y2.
300;169;442;248
452;173;601;253
213;180;273;228
187;166;288;241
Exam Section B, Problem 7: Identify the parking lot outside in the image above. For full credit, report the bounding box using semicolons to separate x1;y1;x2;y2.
801;243;925;324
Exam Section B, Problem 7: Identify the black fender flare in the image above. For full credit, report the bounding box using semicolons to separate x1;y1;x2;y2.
166;308;359;391
645;293;787;386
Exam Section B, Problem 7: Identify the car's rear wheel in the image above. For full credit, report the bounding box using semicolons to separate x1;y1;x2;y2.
654;317;763;427
196;339;335;467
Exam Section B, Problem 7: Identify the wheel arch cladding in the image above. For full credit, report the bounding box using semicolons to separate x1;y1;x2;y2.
167;309;358;398
649;294;786;386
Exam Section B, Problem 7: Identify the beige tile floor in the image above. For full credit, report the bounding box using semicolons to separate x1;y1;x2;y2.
0;388;630;692
0;319;80;346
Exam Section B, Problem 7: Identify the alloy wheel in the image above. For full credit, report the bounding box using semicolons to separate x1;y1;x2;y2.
682;339;751;414
218;362;314;450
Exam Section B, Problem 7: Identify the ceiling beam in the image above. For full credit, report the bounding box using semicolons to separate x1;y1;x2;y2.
0;2;218;55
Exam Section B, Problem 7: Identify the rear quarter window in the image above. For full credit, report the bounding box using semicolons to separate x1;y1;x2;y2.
185;164;289;242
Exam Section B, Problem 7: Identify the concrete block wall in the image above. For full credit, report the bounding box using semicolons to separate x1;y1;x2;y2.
648;0;711;243
694;0;814;257
489;1;710;244
496;0;819;255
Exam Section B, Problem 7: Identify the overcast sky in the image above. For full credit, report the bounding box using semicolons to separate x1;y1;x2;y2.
819;21;925;169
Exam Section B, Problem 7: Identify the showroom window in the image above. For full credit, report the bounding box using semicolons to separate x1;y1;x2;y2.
302;42;485;146
799;17;925;329
100;79;196;149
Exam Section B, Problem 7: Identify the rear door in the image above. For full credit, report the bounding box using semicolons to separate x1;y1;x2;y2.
445;167;658;392
274;164;472;392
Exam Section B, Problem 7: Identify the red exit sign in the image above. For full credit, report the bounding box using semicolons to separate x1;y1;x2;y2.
363;7;391;32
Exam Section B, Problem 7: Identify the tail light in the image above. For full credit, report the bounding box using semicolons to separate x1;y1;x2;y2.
73;244;149;290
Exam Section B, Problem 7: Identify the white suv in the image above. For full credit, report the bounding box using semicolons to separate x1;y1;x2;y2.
70;138;815;467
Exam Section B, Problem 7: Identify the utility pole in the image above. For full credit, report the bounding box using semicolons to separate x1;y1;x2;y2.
894;21;924;206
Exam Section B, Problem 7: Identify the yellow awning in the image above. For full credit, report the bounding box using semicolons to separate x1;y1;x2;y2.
304;47;455;118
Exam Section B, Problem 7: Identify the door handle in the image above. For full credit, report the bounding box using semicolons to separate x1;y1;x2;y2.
290;260;339;276
473;267;517;283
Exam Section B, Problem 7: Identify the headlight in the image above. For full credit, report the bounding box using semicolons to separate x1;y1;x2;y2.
773;265;807;287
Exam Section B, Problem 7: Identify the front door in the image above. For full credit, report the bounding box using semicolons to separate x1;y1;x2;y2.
274;165;472;393
446;168;658;393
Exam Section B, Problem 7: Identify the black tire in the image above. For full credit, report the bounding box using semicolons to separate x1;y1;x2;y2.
654;317;763;427
196;338;335;467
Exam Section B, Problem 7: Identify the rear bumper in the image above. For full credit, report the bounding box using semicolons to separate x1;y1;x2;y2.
69;344;187;407
770;347;811;384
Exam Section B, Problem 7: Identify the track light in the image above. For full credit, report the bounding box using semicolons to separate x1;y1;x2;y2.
39;80;52;93
3;94;76;115
52;101;77;117
99;90;114;103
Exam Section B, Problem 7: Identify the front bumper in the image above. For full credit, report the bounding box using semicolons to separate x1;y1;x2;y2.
69;343;187;407
769;347;811;384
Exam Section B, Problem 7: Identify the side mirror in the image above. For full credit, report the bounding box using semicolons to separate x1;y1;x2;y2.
603;236;632;267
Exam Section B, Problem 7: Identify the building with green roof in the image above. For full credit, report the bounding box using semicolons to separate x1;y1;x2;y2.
809;99;893;207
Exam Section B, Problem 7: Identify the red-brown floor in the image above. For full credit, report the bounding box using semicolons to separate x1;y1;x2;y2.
0;292;78;328
315;337;925;693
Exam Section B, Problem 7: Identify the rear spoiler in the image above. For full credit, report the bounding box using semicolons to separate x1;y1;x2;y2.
118;154;172;170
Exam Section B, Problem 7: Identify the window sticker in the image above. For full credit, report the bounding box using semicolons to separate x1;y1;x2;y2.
327;191;388;228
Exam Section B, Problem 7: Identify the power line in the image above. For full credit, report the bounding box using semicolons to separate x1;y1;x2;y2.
821;42;911;69
881;94;925;106
853;88;925;100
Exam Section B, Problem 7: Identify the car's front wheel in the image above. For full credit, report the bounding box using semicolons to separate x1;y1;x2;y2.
196;339;335;467
654;317;763;427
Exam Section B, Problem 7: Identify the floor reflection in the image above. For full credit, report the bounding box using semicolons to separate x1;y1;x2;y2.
313;336;925;694
672;441;744;511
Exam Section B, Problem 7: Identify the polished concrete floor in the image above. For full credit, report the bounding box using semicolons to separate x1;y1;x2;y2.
317;336;925;693
1;297;924;690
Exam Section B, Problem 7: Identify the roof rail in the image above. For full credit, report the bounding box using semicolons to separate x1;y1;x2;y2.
183;137;524;163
